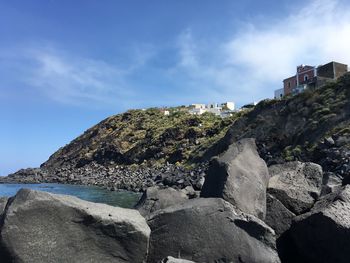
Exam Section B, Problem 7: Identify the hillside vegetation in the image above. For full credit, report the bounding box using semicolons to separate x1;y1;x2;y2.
42;107;243;170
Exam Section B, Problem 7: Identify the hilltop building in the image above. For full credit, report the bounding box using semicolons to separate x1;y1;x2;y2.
189;102;235;117
275;61;348;99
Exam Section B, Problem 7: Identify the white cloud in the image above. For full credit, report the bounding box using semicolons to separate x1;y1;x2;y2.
173;0;350;105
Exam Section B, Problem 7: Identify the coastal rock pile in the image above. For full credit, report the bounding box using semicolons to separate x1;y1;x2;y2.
2;163;207;193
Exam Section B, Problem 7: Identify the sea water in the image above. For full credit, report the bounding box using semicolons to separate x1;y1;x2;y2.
0;183;141;208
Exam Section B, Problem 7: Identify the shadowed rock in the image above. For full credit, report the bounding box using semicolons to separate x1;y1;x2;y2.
147;198;280;263
285;185;350;263
265;193;295;236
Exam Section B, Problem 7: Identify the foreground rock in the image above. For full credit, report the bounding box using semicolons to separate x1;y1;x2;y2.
268;161;323;215
0;189;150;263
147;198;280;263
265;194;295;236
200;138;269;219
284;185;350;263
135;186;189;217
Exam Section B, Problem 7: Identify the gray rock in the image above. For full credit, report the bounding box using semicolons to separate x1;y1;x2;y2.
288;185;350;263
135;186;189;217
265;194;295;236
0;197;8;217
0;189;150;263
147;198;280;263
200;138;269;219
321;172;342;195
268;161;323;214
160;256;196;263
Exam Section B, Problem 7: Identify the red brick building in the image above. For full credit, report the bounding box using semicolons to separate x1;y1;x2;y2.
279;61;348;97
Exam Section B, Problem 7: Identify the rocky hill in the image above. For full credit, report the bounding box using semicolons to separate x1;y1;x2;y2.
42;107;240;170
5;73;350;192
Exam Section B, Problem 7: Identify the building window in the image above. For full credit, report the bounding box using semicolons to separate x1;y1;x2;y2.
288;82;291;88
304;75;309;81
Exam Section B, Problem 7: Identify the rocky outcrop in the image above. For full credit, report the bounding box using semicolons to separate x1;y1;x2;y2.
0;189;150;263
147;198;280;263
285;185;350;263
265;194;295;236
135;186;189;217
200;138;269;219
268;161;323;214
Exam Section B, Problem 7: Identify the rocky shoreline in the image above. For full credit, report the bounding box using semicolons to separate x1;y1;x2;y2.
2;138;350;262
0;163;207;193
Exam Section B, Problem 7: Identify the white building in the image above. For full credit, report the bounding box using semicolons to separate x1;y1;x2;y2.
191;104;206;109
188;101;236;117
189;108;207;115
274;88;284;99
207;108;221;116
221;102;235;111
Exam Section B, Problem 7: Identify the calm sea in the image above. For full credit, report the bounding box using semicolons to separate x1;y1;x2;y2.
0;183;141;208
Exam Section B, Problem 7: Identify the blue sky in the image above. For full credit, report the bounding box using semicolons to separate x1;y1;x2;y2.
1;0;350;175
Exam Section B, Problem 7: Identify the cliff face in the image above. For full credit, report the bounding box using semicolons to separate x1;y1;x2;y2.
202;73;350;176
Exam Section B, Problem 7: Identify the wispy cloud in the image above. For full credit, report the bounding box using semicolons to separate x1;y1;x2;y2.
2;0;350;109
27;48;138;107
0;44;156;108
173;0;350;104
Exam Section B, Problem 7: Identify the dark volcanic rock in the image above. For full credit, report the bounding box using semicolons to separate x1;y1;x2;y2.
0;197;8;217
147;198;280;263
135;186;189;217
268;161;323;215
265;194;295;236
285;185;350;263
0;189;150;263
200;138;269;219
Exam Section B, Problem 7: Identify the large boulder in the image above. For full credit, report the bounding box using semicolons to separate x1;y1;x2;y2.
147;198;280;263
265;194;295;236
0;189;150;263
285;185;350;263
268;161;323;215
135;186;189;217
200;138;269;219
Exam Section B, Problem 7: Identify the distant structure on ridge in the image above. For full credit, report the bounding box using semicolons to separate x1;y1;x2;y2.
274;61;348;99
189;102;235;117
